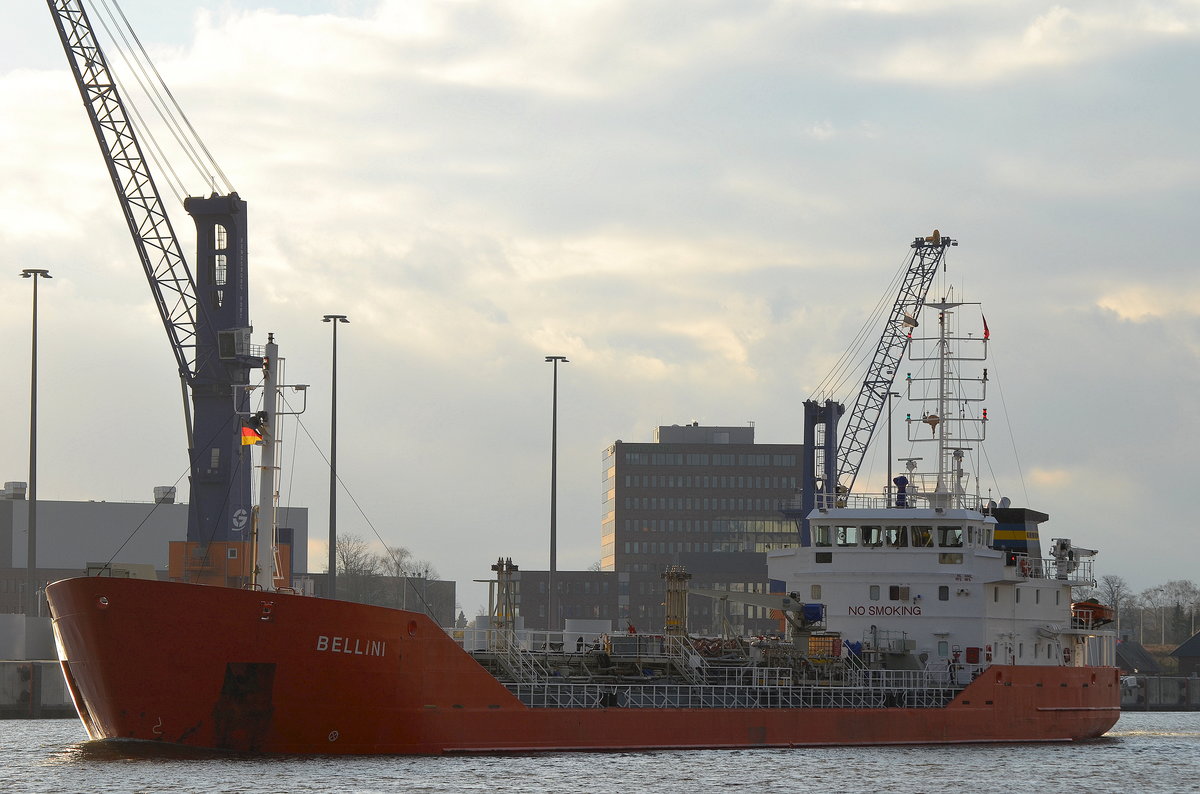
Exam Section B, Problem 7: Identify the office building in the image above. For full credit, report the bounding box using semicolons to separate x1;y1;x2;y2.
601;424;803;635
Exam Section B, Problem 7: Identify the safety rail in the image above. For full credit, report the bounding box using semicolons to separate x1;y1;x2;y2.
505;681;961;710
698;664;795;687
664;634;708;685
811;486;992;512
492;628;552;684
1013;556;1094;585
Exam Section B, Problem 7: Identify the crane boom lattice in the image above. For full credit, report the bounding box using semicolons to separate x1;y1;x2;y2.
47;0;202;381
834;233;956;495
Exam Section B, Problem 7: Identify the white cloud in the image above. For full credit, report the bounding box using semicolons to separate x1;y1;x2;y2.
1097;285;1200;321
4;0;1197;604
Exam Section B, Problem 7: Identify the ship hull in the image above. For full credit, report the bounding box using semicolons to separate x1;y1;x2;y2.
47;577;1119;754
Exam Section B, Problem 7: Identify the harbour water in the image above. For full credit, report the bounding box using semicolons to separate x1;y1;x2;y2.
1;713;1196;793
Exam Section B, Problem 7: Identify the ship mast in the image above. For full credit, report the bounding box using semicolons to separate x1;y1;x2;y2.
906;299;988;510
254;335;280;590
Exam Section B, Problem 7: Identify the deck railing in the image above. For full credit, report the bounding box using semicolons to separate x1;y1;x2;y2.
504;680;961;710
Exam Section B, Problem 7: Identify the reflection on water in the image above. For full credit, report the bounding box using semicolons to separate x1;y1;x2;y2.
4;713;1198;794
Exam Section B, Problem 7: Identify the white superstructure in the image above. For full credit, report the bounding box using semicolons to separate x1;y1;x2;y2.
769;295;1114;680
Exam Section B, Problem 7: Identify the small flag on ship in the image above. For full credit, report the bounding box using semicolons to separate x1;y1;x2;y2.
983;315;990;340
241;426;262;445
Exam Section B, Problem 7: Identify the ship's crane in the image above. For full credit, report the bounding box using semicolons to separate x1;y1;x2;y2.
789;232;955;543
47;0;258;549
833;231;956;496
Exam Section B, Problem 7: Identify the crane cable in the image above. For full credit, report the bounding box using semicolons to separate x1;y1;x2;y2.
89;0;234;199
808;247;911;403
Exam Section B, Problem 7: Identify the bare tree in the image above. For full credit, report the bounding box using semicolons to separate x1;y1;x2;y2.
1162;579;1199;643
1098;575;1129;633
1140;586;1170;646
378;543;415;608
335;533;383;604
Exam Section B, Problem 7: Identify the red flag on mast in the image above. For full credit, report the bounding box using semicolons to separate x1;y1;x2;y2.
983;315;990;340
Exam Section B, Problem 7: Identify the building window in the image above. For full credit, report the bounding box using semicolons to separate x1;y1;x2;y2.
227;548;238;559
938;585;949;601
869;585;880;601
938;641;949;657
810;584;821;600
994;587;999;602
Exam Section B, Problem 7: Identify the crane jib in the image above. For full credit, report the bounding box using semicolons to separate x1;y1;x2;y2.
834;235;957;496
47;0;257;547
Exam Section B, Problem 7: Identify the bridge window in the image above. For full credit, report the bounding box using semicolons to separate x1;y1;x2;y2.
938;526;963;547
836;526;859;547
862;526;884;547
911;526;934;547
813;526;833;547
884;526;907;547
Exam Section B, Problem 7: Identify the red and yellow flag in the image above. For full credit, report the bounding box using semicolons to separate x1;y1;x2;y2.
241;426;262;446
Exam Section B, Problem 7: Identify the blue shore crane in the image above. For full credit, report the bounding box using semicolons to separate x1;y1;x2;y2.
47;0;259;552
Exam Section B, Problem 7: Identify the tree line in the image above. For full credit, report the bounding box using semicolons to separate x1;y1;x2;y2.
1078;575;1199;647
332;533;442;610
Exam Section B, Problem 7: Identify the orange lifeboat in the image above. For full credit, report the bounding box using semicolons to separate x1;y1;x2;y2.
1071;598;1114;627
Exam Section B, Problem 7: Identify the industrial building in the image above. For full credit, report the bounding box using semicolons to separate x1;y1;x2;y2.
0;481;308;658
600;424;804;635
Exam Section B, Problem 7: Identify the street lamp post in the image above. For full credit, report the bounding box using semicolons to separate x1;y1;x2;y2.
545;355;569;631
323;314;349;598
21;268;51;618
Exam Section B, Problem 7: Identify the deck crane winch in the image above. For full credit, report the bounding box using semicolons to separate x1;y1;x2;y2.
47;0;259;556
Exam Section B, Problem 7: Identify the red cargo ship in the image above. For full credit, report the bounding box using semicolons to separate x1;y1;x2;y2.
46;274;1119;754
47;574;1117;754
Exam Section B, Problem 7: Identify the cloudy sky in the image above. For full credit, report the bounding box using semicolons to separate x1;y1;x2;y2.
1;1;1196;613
